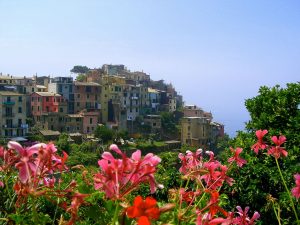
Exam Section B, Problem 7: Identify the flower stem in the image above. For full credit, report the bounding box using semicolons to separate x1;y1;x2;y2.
272;203;281;225
112;202;120;225
275;158;299;223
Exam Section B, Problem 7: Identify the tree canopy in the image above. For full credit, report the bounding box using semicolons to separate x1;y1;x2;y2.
70;65;90;74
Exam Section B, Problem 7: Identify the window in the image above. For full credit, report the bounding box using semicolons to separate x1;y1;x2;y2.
18;96;22;102
86;86;91;92
46;97;49;102
38;106;40;111
18;107;22;113
87;94;90;99
77;94;80;98
153;122;156;127
18;119;22;126
32;88;34;92
77;102;80;106
136;108;138;112
90;118;93;124
60;108;63;113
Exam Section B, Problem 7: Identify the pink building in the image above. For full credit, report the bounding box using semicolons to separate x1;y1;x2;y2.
31;92;67;127
183;105;205;117
81;111;99;134
31;92;66;115
74;81;101;113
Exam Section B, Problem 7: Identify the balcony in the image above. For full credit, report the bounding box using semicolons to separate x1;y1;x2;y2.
3;113;15;117
2;124;28;129
3;124;18;129
3;101;15;105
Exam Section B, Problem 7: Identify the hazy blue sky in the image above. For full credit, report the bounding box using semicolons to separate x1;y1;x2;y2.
1;0;299;136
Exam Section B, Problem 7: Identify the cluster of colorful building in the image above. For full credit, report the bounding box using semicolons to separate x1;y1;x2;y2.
0;64;223;148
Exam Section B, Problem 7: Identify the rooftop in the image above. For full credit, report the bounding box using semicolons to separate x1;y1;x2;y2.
67;114;84;118
0;91;23;96
34;92;61;97
36;85;47;89
39;130;61;136
74;81;100;86
148;88;159;93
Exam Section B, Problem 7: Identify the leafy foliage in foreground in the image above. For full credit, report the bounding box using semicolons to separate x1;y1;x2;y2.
220;83;300;224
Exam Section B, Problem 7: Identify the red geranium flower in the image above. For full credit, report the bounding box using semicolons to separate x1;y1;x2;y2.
228;147;247;167
251;130;268;154
127;196;160;225
267;135;288;159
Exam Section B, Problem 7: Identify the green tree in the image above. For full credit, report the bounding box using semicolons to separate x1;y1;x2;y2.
76;73;87;82
70;65;90;74
221;83;300;224
94;125;114;144
55;133;71;154
160;112;178;135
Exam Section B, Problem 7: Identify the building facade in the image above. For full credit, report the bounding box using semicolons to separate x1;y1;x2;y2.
181;117;211;148
0;91;28;138
48;77;74;113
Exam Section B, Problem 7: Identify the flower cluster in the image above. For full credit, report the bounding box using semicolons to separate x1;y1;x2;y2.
251;129;288;159
197;206;260;225
0;141;87;224
94;144;162;199
174;148;256;224
179;150;238;190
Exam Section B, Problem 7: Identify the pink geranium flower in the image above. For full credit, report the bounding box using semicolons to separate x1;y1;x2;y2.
267;135;288;159
291;173;300;199
178;149;202;174
228;147;247;167
8;141;46;183
251;130;268;154
233;206;260;225
94;144;161;199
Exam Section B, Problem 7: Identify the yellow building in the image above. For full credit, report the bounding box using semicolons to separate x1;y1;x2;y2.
0;91;28;138
100;75;126;125
181;117;211;148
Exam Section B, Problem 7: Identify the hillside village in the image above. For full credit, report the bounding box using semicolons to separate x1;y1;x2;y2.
0;64;224;149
